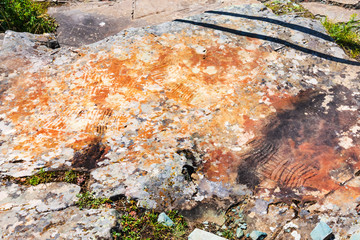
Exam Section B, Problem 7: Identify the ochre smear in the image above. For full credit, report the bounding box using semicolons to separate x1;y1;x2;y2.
0;31;275;164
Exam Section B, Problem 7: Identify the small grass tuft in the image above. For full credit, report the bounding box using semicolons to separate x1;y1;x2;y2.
112;200;189;239
221;229;234;239
322;14;360;59
265;0;314;18
64;170;77;183
76;191;112;210
27;168;54;186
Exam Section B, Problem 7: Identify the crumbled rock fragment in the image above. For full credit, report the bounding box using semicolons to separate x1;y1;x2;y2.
311;221;333;240
249;230;267;240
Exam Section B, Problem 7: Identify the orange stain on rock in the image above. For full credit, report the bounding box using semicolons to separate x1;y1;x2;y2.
1;31;290;187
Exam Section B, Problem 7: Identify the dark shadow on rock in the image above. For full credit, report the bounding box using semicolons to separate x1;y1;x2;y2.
71;141;109;170
174;19;360;66
326;233;335;240
205;11;334;42
236;85;359;193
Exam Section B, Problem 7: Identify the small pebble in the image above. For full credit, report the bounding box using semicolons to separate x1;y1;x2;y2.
157;212;174;227
250;230;267;240
236;228;244;238
240;223;247;230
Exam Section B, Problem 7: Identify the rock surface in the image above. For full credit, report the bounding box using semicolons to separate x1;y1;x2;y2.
302;2;360;22
0;206;118;239
0;33;4;50
331;0;359;4
1;2;360;239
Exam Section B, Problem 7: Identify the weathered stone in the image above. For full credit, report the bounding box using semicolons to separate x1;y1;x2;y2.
242;199;296;236
0;182;80;212
0;206;118;239
301;2;360;22
0;31;54;76
188;228;227;240
0;182;117;239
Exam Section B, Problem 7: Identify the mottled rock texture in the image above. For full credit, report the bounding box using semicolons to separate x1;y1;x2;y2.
0;182;118;239
0;2;360;239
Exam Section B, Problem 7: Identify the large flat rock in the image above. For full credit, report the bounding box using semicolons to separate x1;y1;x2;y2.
1;3;360;238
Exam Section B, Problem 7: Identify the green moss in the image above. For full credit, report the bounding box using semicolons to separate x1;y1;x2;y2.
76;191;112;209
0;0;57;33
221;229;234;239
64;170;77;183
322;14;360;59
27;168;55;186
112;200;189;240
265;0;314;18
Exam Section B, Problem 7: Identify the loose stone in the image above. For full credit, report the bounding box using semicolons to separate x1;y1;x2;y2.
157;212;175;227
